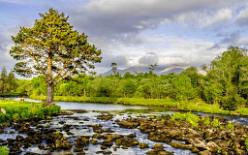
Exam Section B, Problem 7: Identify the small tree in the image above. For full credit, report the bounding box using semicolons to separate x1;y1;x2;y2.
119;79;136;97
7;71;17;92
10;9;101;104
148;63;158;74
0;67;8;94
111;62;118;75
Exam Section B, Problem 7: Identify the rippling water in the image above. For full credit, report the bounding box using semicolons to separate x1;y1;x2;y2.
1;99;248;154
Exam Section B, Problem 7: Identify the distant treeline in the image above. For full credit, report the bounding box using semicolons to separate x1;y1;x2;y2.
2;47;248;110
0;67;18;96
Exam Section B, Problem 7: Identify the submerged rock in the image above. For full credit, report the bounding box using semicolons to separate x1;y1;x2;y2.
117;119;139;128
114;134;139;148
74;136;90;153
139;143;149;149
96;150;112;154
146;144;173;155
74;135;90;152
97;113;113;121
153;143;164;151
19;123;30;132
90;124;104;133
50;131;72;151
75;136;90;147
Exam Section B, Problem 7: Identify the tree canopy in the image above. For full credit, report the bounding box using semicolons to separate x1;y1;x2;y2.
10;8;101;104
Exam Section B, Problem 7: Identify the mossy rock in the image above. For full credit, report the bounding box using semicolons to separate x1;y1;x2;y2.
153;143;164;151
139;143;149;149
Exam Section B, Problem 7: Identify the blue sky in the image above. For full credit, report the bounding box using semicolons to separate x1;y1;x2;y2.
1;0;248;73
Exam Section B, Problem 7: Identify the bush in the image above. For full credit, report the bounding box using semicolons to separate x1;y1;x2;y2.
0;146;9;155
220;96;238;111
220;95;246;111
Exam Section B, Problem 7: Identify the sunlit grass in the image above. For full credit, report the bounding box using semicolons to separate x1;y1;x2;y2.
170;112;236;129
0;100;60;123
171;112;200;127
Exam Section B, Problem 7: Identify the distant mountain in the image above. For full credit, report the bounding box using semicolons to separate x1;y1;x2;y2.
159;66;186;74
101;64;189;76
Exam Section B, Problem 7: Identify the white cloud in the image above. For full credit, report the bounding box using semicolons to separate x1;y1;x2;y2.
93;33;221;72
176;8;232;27
237;6;248;25
0;37;15;69
139;53;159;65
154;36;221;66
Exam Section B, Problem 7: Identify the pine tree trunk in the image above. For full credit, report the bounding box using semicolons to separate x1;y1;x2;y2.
47;81;54;104
46;55;54;105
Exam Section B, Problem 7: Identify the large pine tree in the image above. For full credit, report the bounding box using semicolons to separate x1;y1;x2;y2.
10;8;101;104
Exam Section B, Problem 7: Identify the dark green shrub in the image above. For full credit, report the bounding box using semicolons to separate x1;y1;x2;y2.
220;94;246;110
220;96;237;110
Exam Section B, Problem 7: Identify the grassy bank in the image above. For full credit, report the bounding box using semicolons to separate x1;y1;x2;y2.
31;95;248;116
0;100;60;123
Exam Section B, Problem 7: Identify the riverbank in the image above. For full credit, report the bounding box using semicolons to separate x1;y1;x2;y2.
0;100;60;123
31;96;248;116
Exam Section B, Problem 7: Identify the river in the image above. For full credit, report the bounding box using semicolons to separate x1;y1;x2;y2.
0;98;247;154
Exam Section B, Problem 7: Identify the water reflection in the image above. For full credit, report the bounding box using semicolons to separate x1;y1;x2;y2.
56;102;146;111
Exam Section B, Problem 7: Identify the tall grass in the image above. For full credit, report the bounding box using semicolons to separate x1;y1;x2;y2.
0;100;60;123
31;95;248;116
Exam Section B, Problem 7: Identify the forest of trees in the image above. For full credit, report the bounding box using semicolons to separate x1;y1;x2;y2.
1;47;248;110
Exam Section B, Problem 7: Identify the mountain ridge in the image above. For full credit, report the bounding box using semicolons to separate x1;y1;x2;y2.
101;64;190;76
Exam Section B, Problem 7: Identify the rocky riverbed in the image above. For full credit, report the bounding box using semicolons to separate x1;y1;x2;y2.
0;102;247;155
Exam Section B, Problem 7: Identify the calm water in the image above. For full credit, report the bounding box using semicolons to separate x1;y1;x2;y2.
56;102;146;111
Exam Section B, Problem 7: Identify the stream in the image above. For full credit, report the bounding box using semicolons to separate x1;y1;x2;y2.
0;99;247;154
